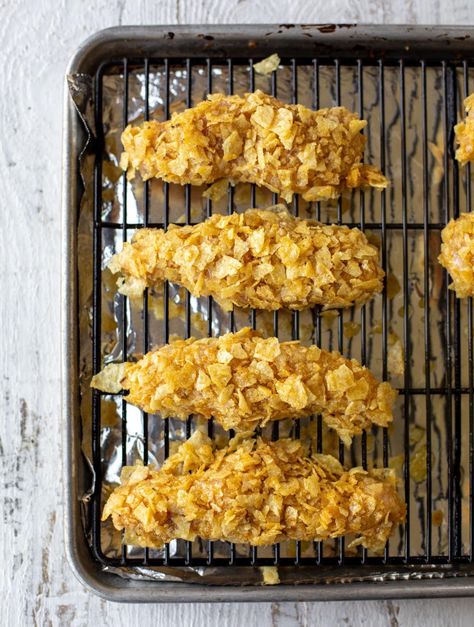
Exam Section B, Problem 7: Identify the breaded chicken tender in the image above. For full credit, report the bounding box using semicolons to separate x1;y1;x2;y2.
109;207;384;311
455;94;474;164
120;90;388;202
91;328;396;444
438;212;474;298
102;431;406;550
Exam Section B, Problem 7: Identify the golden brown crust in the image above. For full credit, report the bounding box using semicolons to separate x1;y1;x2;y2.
109;207;384;311
438;212;474;298
102;432;406;551
120;90;388;202
92;328;396;444
455;94;474;165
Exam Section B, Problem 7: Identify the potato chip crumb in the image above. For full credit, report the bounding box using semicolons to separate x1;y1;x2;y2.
102;432;406;551
343;321;361;338
254;54;281;75
388;332;404;376
120;90;388;202
260;566;280;585
428;139;444;185
386;274;401;299
389;454;404;472
202;179;229;201
438;212;474;298
97;327;397;442
108;207;384;312
91;363;126;393
409;424;425;447
371;321;383;335
116;274;148;300
101;399;119;427
191;312;207;335
410;445;428;483
397;305;413;319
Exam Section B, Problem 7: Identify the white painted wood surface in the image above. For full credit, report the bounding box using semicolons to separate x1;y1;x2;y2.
2;1;474;625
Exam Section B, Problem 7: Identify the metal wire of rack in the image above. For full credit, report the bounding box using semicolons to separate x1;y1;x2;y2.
89;50;474;575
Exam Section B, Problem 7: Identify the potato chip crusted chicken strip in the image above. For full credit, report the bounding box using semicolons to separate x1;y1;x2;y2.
91;328;396;444
438;212;474;298
109;207;384;311
102;432;406;550
455;94;474;164
120;90;388;202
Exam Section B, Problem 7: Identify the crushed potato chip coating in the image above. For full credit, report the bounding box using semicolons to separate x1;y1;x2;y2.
438;212;474;298
102;431;406;551
455;94;474;165
109;207;384;311
92;328;396;443
120;90;388;202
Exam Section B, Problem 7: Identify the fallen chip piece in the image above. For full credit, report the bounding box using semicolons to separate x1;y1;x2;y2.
120;90;388;202
91;327;396;444
109;206;384;311
387;332;405;377
438;212;474;298
253;53;281;75
260;566;280;585
102;431;406;551
90;363;126;394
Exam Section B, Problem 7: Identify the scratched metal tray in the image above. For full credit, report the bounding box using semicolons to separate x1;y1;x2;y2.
63;25;474;601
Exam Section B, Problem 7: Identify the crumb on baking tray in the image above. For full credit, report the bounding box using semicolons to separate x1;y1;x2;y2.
253;53;280;75
260;566;280;585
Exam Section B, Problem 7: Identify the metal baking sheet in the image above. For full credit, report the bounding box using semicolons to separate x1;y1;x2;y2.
62;24;474;601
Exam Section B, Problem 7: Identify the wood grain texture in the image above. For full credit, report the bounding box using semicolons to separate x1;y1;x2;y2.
2;0;474;625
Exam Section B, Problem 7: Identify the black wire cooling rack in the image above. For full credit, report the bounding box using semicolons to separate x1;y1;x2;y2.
86;29;474;579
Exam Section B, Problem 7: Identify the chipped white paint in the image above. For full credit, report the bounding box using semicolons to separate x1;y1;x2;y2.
2;1;474;625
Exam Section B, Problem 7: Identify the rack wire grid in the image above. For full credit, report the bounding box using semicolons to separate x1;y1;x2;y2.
90;49;474;576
